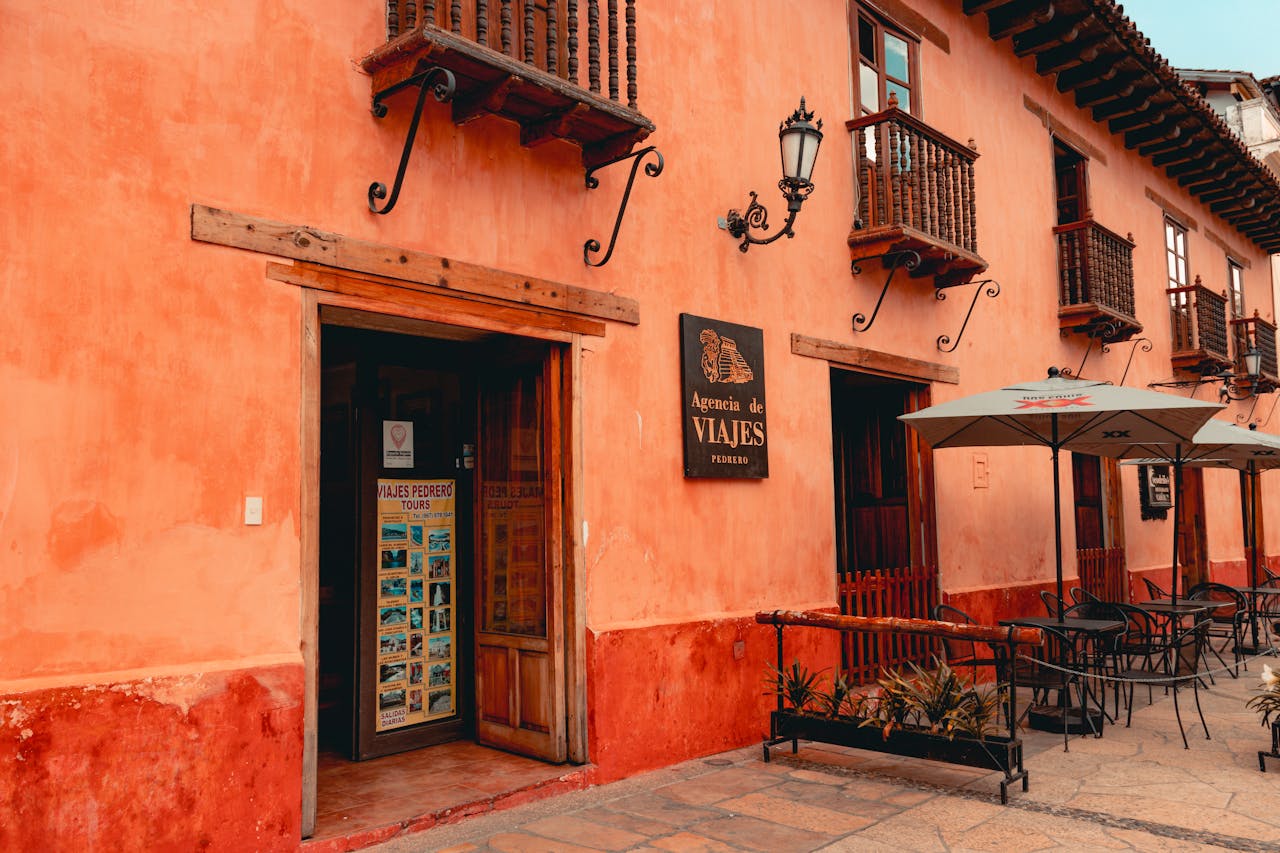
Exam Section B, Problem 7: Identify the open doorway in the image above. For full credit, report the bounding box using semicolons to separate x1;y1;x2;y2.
311;313;572;838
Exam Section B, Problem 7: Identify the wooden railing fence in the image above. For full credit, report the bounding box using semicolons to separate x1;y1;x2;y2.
837;564;938;684
1076;546;1127;604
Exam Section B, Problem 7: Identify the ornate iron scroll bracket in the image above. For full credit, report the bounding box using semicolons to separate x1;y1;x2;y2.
719;191;802;253
850;250;922;334
1103;337;1152;386
367;66;457;215
935;279;1000;353
583;146;663;267
1236;396;1263;425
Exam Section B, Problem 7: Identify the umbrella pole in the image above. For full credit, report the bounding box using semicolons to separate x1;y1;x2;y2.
1052;416;1064;623
1171;450;1183;607
1249;463;1262;650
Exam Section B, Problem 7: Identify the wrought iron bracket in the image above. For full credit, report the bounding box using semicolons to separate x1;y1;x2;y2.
583;146;664;267
718;191;802;253
935;279;1000;353
850;250;921;333
1105;337;1152;386
367;66;457;215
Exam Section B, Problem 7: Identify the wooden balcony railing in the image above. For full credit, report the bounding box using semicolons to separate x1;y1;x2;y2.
846;106;987;286
1232;313;1280;387
1055;219;1141;342
364;1;654;168
1168;280;1230;374
837;564;938;685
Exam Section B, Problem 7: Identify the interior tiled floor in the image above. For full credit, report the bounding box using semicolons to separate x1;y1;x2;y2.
313;740;569;840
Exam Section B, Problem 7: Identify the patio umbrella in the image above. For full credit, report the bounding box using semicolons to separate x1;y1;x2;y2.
899;367;1222;620
1079;419;1280;605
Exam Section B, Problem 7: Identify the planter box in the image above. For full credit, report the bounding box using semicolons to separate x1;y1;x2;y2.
1259;720;1280;772
767;710;1027;803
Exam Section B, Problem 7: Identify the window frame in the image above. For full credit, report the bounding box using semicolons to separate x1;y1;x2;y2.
1164;216;1190;291
852;4;922;118
1052;139;1089;227
1228;258;1245;319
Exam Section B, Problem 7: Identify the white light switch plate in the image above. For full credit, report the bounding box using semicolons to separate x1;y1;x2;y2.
244;496;263;525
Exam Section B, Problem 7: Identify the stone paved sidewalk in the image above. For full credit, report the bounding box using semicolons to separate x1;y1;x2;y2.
366;666;1280;852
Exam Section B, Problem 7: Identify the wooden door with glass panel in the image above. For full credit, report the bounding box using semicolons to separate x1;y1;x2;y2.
474;347;566;761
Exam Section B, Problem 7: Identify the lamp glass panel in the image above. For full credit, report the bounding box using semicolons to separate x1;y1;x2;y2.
1247;350;1262;376
781;128;820;183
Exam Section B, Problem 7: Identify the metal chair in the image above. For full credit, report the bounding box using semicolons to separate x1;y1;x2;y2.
931;604;1003;685
1063;601;1126;721
1142;577;1169;600
1012;621;1096;751
1111;619;1212;749
1039;589;1064;618
1068;587;1101;605
1187;582;1248;677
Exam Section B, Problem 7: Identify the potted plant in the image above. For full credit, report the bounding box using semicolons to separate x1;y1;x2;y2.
764;656;1026;802
1248;663;1280;771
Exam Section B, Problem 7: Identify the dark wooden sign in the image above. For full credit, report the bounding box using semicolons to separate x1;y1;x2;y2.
1138;464;1172;520
679;314;768;478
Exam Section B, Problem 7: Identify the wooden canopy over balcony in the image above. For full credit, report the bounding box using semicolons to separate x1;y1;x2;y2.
847;107;988;288
362;1;655;169
1168;279;1231;375
964;0;1280;254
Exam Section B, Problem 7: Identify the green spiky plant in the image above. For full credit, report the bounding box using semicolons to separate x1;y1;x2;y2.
814;673;854;718
763;659;825;713
943;683;1002;740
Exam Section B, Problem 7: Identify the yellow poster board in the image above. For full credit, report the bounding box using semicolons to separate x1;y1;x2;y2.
375;479;456;732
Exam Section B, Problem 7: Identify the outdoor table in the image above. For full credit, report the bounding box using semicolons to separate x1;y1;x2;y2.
1136;599;1215;638
999;616;1124;735
1232;587;1280;653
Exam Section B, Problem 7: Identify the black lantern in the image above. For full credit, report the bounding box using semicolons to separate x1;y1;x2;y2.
1221;345;1265;401
719;97;823;253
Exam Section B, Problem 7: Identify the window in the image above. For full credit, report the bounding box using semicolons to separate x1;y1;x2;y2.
1053;141;1088;226
1165;217;1189;290
854;8;919;116
1228;259;1245;318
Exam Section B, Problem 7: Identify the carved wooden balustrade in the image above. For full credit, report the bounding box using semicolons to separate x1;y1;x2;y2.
365;1;653;168
1055;219;1140;342
846;107;987;286
1168;280;1230;375
1232;313;1280;390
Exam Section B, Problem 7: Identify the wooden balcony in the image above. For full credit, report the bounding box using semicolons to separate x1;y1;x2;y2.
846;107;987;288
1056;219;1141;343
1168;281;1231;375
1232;314;1280;391
362;1;654;169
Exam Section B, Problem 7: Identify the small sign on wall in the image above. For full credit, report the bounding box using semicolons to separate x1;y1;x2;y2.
679;314;768;478
1138;463;1172;520
383;420;414;469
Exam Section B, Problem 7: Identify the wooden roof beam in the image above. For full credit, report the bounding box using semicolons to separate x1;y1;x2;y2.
1211;197;1259;216
1107;97;1175;132
1042;38;1109;78
1195;181;1252;203
1185;170;1249;194
1092;90;1155;122
1012;16;1082;57
1123;118;1181;149
1139;129;1209;158
1166;152;1232;178
987;0;1055;41
1075;75;1140;109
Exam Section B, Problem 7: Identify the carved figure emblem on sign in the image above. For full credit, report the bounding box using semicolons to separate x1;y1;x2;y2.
699;330;754;384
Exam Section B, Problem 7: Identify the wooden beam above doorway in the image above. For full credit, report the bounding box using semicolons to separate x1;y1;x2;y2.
190;204;640;325
791;334;960;385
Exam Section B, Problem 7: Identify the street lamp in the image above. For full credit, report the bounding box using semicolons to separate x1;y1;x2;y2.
719;97;823;253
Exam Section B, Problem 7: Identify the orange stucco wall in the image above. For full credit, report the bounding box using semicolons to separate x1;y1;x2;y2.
3;0;1278;847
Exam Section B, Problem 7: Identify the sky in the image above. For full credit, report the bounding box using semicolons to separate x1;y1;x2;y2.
1116;0;1278;79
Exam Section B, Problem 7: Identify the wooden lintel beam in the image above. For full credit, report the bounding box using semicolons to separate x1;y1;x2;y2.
1011;17;1081;57
451;74;522;125
791;333;960;385
189;204;640;325
520;103;589;148
987;0;1055;41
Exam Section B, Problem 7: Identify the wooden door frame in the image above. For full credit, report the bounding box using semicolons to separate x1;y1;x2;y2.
300;286;587;838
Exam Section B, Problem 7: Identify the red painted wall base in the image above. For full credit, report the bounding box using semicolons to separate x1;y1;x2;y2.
0;663;304;851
